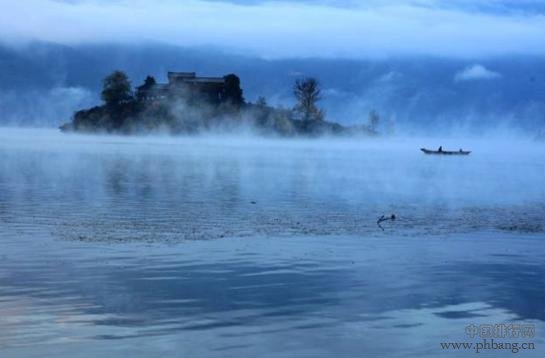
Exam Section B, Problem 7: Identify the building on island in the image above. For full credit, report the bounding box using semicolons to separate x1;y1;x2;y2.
142;72;226;104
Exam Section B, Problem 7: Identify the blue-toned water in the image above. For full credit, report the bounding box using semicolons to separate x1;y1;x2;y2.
1;128;544;357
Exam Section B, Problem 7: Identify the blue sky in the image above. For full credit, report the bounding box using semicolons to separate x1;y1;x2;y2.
1;0;545;58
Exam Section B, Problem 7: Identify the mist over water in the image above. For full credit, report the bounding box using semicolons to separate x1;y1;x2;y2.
1;127;545;357
1;128;544;240
2;0;545;355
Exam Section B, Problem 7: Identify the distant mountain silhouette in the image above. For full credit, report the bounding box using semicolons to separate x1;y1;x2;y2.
1;42;544;131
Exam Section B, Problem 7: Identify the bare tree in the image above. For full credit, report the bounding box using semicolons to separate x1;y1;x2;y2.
368;110;380;134
293;78;324;121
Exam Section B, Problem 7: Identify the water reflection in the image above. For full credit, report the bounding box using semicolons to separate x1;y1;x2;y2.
1;229;545;356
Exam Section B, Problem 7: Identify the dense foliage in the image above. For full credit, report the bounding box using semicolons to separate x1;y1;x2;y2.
61;71;379;137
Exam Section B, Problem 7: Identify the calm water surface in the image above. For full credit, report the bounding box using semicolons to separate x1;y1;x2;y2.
1;128;544;357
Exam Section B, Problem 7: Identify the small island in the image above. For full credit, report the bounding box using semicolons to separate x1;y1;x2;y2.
60;70;380;136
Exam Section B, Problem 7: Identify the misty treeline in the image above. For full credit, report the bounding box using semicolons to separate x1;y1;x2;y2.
60;70;384;136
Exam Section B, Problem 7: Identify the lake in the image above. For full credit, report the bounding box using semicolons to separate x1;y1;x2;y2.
1;128;544;357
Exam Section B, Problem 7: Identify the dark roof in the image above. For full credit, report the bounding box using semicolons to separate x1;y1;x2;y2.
153;84;170;90
168;72;196;79
184;77;225;84
167;72;224;84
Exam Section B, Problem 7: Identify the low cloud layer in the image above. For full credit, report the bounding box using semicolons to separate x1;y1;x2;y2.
454;64;501;82
1;0;545;58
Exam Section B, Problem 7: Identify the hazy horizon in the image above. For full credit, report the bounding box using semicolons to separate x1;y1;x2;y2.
0;0;544;134
1;42;544;135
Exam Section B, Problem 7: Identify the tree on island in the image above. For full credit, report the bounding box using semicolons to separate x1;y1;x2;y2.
101;71;134;109
61;70;377;137
223;74;244;108
293;78;324;122
136;76;157;102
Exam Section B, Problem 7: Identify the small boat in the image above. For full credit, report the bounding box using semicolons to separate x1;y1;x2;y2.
421;148;471;155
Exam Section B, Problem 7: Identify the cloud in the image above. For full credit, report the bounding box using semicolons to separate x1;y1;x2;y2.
1;0;545;59
454;64;502;81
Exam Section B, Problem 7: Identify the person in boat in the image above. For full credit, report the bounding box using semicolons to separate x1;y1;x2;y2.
438;146;443;152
